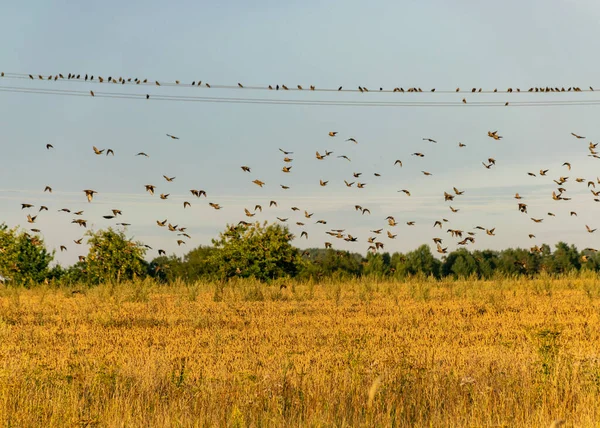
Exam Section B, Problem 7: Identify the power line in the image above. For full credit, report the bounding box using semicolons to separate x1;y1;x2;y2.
0;71;596;94
4;84;600;108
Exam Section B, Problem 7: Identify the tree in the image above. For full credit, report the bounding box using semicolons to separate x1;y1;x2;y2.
0;223;54;286
442;248;479;278
181;245;217;279
473;250;500;279
550;242;581;274
298;248;363;279
148;254;184;283
210;221;305;282
82;228;148;284
363;252;391;278
403;245;441;278
497;247;540;276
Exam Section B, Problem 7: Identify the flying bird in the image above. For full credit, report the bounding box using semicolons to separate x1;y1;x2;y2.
83;189;97;202
488;131;502;140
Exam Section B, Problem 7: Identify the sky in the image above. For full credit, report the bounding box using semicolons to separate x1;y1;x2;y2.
1;0;600;266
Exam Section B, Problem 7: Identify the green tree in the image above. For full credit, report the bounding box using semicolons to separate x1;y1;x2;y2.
473;250;499;278
83;228;148;284
298;248;363;280
0;223;54;286
403;245;441;278
442;248;479;278
148;254;184;283
210;221;305;282
181;245;217;279
363;252;391;278
550;242;581;274
497;247;541;276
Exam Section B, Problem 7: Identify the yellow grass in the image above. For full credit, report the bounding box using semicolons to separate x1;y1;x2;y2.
1;274;600;427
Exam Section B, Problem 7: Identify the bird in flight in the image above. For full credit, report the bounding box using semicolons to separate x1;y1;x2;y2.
83;189;97;202
488;131;502;140
328;132;337;137
571;132;585;139
166;134;179;139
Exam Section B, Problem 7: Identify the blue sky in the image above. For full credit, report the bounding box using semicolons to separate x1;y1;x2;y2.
1;0;600;266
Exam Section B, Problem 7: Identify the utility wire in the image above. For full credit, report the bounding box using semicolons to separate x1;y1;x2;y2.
3;85;600;108
0;71;596;94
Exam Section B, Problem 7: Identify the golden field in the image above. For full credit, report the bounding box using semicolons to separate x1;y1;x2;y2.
1;274;600;427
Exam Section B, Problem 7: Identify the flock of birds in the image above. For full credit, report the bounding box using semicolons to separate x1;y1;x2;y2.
10;127;600;265
2;71;597;95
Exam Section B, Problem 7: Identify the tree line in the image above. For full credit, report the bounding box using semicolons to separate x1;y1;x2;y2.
1;221;598;286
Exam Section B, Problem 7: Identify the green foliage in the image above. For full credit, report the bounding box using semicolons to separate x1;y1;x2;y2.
149;246;218;283
402;245;441;278
363;252;391;278
82;228;148;284
298;248;363;279
210;221;305;282
548;242;581;274
496;247;541;276
0;223;54;286
3;220;600;287
442;248;478;278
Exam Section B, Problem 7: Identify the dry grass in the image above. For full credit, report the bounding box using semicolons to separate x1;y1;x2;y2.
1;274;600;427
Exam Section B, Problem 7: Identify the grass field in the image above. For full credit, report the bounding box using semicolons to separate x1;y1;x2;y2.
1;274;600;427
